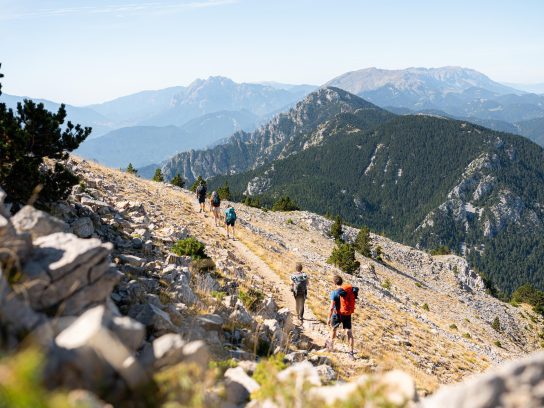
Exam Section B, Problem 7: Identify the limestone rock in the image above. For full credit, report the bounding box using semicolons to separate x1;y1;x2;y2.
128;303;177;335
19;233;115;314
71;217;95;238
197;314;224;330
55;306;148;389
224;366;260;405
11;205;68;239
277;361;321;387
420;351;544;408
316;364;337;384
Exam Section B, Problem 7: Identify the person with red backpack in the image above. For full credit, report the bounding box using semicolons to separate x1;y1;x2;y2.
326;275;359;359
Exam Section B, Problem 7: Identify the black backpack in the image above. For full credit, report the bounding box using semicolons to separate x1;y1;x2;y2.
292;273;308;296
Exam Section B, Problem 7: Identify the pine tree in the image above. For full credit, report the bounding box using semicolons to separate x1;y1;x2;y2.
330;215;344;242
491;316;501;332
327;242;360;275
152;168;164;182
190;176;206;192
354;226;371;257
126;163;138;175
0;63;91;207
217;181;231;200
271;196;299;211
170;173;185;188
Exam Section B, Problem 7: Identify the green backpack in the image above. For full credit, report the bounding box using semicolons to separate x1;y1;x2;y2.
226;207;237;223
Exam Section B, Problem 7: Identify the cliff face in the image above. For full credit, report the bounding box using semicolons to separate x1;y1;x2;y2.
2;157;544;407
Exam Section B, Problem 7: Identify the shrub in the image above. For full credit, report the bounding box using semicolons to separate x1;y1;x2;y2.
374;246;384;263
449;324;458;330
381;279;392;290
494;340;502;348
415;282;423;288
511;284;544;315
170;173;185;187
422;303;430;311
463;332;471;339
327;242;360;274
286;218;294;225
330;215;343;242
191;258;216;274
242;195;262;209
430;245;451;255
491;316;501;332
354;226;371;257
0;64;90;208
172;238;208;259
271;196;299;211
238;288;264;312
126;163;138;175
210;290;226;301
0;348;71;407
209;359;237;375
252;353;288;400
217;181;231;200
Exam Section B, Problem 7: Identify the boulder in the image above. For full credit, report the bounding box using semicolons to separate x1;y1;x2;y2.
284;350;308;364
230;301;254;326
55;306;148;389
224;366;260;405
0;213;32;264
71;217;95;238
140;333;186;370
19;233;115;314
111;315;145;352
128;303;177;335
197;314;225;330
316;365;337;384
420;351;544;408
258;297;278;319
11;205;68;239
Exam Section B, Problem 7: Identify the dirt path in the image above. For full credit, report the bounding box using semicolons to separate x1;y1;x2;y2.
178;195;372;377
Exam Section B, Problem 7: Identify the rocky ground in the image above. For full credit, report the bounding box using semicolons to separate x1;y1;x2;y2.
2;156;544;407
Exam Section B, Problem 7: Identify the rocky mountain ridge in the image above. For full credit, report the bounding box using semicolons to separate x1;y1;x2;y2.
161;87;394;183
2;157;544;406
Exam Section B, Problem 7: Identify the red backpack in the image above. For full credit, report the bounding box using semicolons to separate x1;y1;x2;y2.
339;284;357;315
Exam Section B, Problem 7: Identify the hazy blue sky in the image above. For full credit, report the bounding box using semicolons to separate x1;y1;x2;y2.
1;0;543;105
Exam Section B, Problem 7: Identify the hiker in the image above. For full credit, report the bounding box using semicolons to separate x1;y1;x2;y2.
210;191;221;226
196;181;207;213
290;263;308;323
225;204;237;239
326;275;359;359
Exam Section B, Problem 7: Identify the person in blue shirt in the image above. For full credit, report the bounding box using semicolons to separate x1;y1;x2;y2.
326;275;356;358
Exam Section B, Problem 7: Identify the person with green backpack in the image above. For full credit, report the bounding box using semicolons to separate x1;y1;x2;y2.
224;204;237;239
290;263;308;324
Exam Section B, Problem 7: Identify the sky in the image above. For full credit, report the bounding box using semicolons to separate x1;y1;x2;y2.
1;0;543;105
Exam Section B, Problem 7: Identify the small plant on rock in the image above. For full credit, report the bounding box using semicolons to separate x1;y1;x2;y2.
491;316;501;332
449;324;458;330
494;340;502;348
238;288;264;312
327;242;360;275
422;303;430;311
374;246;384;263
463;332;472;339
381;278;392;291
172;237;208;259
152;168;164;182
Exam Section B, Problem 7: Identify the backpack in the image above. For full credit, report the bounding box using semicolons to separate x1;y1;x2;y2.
339;284;358;315
226;207;237;223
292;273;307;296
196;185;206;197
212;194;220;206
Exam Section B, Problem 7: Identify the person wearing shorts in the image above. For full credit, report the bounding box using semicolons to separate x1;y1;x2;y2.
326;275;355;357
224;205;237;239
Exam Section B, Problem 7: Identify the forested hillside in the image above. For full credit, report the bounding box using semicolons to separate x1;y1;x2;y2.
210;114;544;295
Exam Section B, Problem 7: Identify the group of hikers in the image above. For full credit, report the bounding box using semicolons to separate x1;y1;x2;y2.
195;181;358;358
291;263;358;359
195;181;237;238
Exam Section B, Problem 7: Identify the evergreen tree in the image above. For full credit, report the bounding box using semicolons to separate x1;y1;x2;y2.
152;168;164;182
170;173;185;188
491;316;501;332
330;215;344;242
190;176;206;192
242;195;262;209
0;63;91;208
354;226;372;257
271;196;299;211
217;181;231;200
126;163;138;175
327;242;360;274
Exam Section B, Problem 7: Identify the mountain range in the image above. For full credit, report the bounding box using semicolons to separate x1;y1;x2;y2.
155;86;544;297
